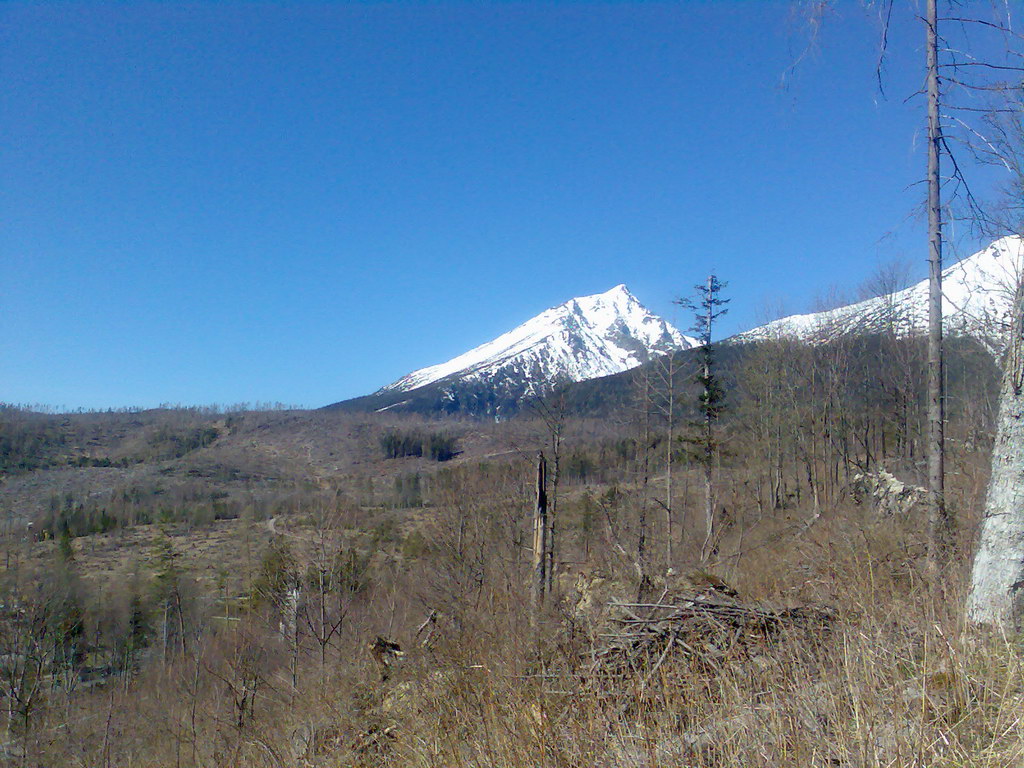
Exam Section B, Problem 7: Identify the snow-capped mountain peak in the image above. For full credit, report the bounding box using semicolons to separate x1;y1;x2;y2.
380;285;697;396
738;236;1024;347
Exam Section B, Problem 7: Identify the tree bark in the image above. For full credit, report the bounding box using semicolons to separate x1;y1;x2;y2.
967;284;1024;628
545;433;559;595
531;453;548;616
925;0;949;568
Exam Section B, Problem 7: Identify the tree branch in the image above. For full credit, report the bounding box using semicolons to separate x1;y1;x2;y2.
938;16;1024;40
939;62;1024;72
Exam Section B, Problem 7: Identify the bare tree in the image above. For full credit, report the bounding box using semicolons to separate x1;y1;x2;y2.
919;1;1024;566
799;1;1024;567
526;389;567;597
648;348;688;573
296;503;367;672
630;366;654;582
925;0;950;571
531;452;549;617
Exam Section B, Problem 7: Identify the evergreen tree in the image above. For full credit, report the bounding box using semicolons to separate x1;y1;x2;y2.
48;540;85;673
150;527;188;662
678;275;729;562
57;528;75;564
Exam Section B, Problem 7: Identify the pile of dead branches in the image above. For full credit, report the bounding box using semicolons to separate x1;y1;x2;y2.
591;596;835;678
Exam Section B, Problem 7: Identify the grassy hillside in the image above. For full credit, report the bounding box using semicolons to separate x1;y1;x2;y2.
0;333;1016;766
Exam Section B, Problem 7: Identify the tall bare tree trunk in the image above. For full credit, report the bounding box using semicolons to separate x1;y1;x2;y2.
638;373;650;581
545;434;559;596
967;283;1024;628
319;569;328;669
665;361;675;572
531;453;548;617
926;0;949;569
700;275;715;563
284;583;300;688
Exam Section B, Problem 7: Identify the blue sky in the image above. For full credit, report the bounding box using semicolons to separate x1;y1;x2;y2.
1;2;1014;409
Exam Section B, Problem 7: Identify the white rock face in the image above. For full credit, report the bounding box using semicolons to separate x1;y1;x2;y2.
739;236;1024;348
380;285;696;395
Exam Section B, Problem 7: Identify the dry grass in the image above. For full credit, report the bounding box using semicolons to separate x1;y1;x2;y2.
25;538;1022;768
369;575;1024;768
0;406;1018;767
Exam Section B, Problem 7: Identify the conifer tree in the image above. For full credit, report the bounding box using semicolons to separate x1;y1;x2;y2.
678;275;729;563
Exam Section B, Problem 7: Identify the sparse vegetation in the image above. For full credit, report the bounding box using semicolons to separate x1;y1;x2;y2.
0;332;1018;766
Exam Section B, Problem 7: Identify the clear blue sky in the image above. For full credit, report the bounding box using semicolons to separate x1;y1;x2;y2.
1;1;1012;410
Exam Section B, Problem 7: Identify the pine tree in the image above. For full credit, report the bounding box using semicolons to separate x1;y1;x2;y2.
678;275;729;563
150;528;187;663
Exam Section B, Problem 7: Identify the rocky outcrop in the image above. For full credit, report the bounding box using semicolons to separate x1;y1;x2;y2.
852;470;927;519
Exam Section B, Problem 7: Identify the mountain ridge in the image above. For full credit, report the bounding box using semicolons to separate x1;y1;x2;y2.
329;236;1023;418
379;284;696;397
737;236;1024;348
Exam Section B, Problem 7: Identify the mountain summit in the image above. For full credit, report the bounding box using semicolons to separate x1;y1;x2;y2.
381;284;696;400
739;236;1024;348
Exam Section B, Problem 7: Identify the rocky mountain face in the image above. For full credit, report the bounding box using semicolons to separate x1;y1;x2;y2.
381;284;695;396
331;285;694;417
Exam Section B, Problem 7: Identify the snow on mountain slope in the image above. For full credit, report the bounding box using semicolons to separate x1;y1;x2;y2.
381;285;697;395
738;236;1024;347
